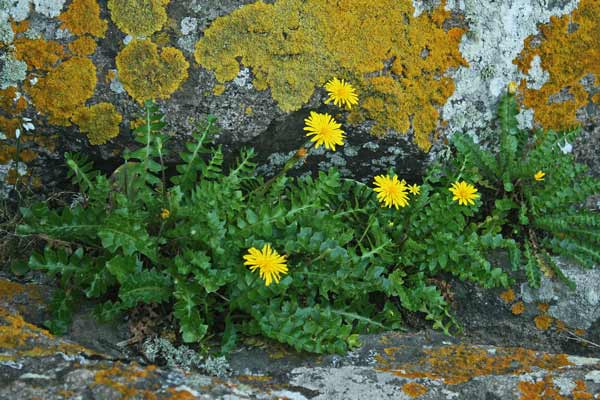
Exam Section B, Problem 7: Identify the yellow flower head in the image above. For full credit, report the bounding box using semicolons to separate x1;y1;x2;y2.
534;171;545;181
324;77;359;109
160;208;170;219
449;181;480;206
304;111;346;151
507;81;518;95
408;184;421;195
243;244;288;286
373;175;410;209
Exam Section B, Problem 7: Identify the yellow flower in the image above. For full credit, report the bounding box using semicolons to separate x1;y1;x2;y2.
534;171;545;181
507;81;518;95
373;175;410;209
304;111;346;151
160;208;170;219
449;181;480;206
243;244;288;286
324;77;359;109
408;184;421;195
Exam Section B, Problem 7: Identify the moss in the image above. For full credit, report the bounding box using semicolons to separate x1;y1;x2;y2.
68;36;98;56
72;102;122;144
514;0;600;130
401;382;428;398
59;0;107;38
116;39;189;103
14;38;65;71
377;344;572;385
194;0;466;151
28;57;97;125
108;0;169;38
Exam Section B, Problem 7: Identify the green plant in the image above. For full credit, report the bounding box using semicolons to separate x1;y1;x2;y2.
16;89;598;356
443;89;600;288
16;101;468;353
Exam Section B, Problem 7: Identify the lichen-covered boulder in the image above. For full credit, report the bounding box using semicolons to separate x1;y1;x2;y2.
2;277;600;400
1;0;599;197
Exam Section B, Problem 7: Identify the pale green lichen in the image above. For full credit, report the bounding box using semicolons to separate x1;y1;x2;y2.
0;53;27;89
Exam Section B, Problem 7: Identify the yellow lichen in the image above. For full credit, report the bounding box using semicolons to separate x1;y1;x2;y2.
72;102;122;145
514;0;600;130
402;382;428;398
59;0;108;38
377;344;572;385
28;57;97;125
194;0;466;151
14;38;65;71
116;39;189;103
68;36;98;56
108;0;170;38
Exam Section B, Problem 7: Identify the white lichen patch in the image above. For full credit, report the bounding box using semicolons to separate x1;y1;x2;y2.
440;0;580;136
0;53;27;89
32;0;66;18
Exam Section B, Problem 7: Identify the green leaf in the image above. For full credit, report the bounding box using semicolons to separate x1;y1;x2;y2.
118;269;172;308
173;281;208;343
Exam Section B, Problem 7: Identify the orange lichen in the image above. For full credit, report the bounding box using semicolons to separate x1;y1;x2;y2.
116;39;189;103
14;38;65;71
518;376;566;400
68;36;97;56
377;344;572;385
0;307;88;361
500;289;516;303
59;0;107;38
537;303;550;313
72;102;122;145
195;0;466;151
105;69;117;83
0;116;20;139
534;315;553;331
0;144;16;164
11;20;30;34
0;87;18;111
28;57;97;125
511;301;525;315
573;380;594;399
92;363;159;400
166;388;196;400
19;148;37;162
402;382;428;398
108;0;170;37
514;0;600;130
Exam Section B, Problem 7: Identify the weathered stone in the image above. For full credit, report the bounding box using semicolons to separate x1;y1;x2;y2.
1;0;599;196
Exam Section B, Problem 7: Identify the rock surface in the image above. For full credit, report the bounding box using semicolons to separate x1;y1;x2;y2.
1;256;599;399
1;0;599;197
